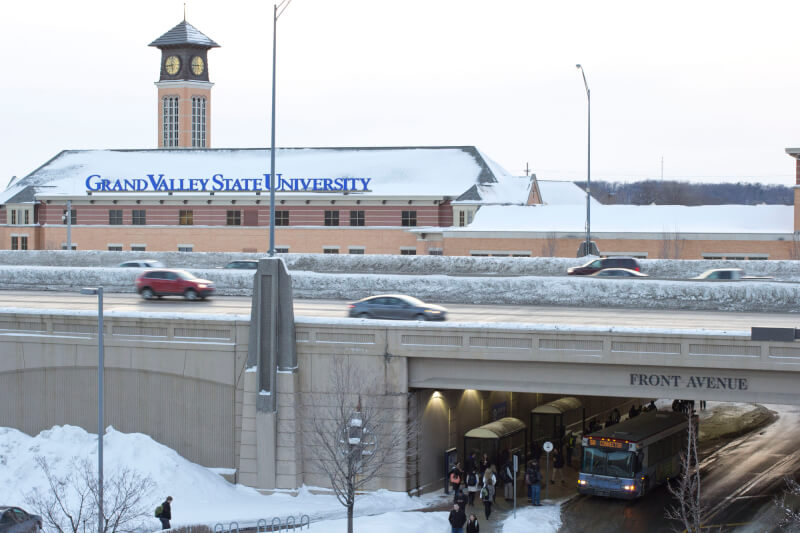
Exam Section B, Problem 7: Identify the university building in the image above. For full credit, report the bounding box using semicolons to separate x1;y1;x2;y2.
2;19;798;260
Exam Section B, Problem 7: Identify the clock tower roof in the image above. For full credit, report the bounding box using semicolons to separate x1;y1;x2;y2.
149;20;219;49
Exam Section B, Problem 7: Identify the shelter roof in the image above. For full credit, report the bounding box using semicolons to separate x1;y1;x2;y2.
531;397;582;415
464;417;526;439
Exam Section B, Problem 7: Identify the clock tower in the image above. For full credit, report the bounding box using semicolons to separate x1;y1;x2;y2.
149;20;219;148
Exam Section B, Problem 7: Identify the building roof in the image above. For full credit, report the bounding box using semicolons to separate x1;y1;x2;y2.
537;180;601;206
0;147;526;204
149;21;219;48
455;203;793;234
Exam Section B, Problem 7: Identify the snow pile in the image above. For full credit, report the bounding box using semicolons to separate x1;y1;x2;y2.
0;250;796;280
0;425;438;529
501;505;563;533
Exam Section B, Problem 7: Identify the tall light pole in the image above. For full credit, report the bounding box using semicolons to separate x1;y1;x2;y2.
80;287;104;533
269;0;293;256
576;64;592;256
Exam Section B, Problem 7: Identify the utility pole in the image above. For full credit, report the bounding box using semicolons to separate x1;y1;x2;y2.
661;156;664;181
65;200;72;251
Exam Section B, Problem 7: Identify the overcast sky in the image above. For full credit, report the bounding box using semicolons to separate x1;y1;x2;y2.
2;0;799;188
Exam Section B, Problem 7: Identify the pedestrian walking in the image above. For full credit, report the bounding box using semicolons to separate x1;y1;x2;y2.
156;496;172;530
466;468;479;506
551;448;565;484
611;407;621;424
529;461;542;505
448;503;467;533
565;432;576;468
502;459;514;500
465;451;476;475
480;483;493;520
483;465;497;503
479;453;490;477
466;513;480;533
700;399;707;411
449;462;463;493
454;486;468;512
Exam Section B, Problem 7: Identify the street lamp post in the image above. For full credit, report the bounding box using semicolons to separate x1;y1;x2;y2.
576;64;592;256
269;0;293;256
80;287;104;533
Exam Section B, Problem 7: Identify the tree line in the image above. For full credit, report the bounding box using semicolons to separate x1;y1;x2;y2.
574;180;793;205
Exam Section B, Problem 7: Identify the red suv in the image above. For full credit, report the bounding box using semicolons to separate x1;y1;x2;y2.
135;269;215;300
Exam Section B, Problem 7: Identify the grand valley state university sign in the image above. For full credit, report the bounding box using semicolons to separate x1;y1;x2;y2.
85;174;373;193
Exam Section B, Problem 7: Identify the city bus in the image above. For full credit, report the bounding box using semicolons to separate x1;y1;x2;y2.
577;410;693;499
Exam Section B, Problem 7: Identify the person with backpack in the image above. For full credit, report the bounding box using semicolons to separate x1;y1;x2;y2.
482;465;497;503
479;482;493;520
449;462;463;493
155;496;172;530
466;513;480;533
529;462;542;506
448;503;467;533
502;459;514;500
466;468;479;506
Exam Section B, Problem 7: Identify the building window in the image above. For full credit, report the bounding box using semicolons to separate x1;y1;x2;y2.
107;244;123;251
10;236;17;250
62;209;77;225
227;210;241;226
24;211;29;224
400;248;416;255
179;210;194;225
275;210;289;226
10;211;15;225
61;243;77;250
132;210;146;225
162;96;179;147
401;210;417;227
323;247;339;254
275;247;289;254
428;248;443;256
109;210;122;225
350;210;365;226
191;96;206;148
178;245;193;252
13;236;29;250
348;247;365;254
324;210;339;226
131;244;146;252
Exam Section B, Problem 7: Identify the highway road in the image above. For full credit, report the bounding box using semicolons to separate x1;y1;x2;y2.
0;290;798;331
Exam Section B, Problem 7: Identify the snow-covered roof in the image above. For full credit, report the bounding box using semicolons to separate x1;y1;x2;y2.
0;147;527;204
537;179;601;206
457;204;793;234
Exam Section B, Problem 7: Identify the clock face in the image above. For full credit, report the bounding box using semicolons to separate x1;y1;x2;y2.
165;55;180;75
191;56;205;75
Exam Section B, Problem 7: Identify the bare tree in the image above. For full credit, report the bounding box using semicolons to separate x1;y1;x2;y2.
659;231;686;259
665;413;703;533
774;476;800;531
311;356;418;533
25;456;154;533
790;233;800;261
540;232;558;257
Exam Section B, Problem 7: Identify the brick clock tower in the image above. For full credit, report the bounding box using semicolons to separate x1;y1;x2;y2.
149;20;219;148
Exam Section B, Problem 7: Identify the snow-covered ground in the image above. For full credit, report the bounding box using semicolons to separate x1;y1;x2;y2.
0;263;798;312
0;425;562;532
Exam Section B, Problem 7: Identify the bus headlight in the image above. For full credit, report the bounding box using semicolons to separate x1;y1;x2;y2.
623;484;636;491
578;479;587;486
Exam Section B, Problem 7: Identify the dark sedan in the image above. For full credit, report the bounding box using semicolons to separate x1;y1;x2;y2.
348;294;447;321
590;268;649;278
0;507;42;533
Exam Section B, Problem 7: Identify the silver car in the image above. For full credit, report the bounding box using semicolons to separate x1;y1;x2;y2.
348;294;447;321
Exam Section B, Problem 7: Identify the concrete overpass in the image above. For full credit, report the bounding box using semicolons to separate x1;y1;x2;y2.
1;301;798;493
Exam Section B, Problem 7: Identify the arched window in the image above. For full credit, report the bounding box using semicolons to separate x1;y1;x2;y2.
192;96;206;147
162;96;179;147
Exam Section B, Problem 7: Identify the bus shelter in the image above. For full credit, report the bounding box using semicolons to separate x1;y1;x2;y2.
530;397;585;453
463;417;527;470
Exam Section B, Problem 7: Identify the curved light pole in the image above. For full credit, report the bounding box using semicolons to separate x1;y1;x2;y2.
269;0;294;256
576;64;591;256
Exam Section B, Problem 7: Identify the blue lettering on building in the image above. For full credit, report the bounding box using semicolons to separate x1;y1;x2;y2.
86;173;372;193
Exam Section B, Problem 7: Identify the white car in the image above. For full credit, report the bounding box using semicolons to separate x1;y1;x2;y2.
118;259;165;268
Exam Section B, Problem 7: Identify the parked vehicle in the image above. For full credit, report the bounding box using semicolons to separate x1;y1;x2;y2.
118;259;165;268
135;269;215;300
590;268;649;278
567;257;641;276
224;260;259;269
0;507;42;533
348;294;447;321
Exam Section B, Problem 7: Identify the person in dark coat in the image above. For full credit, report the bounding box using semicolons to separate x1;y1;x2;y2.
448;503;467;533
551;448;565;484
466;513;480;533
454;487;468;512
157;496;172;530
449;462;463;493
480;482;493;520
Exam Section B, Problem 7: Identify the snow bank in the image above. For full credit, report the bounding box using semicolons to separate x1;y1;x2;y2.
0;250;796;280
501;505;563;532
0;425;438;529
2;265;800;312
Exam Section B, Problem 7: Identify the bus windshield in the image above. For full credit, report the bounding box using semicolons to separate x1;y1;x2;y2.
582;447;637;478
